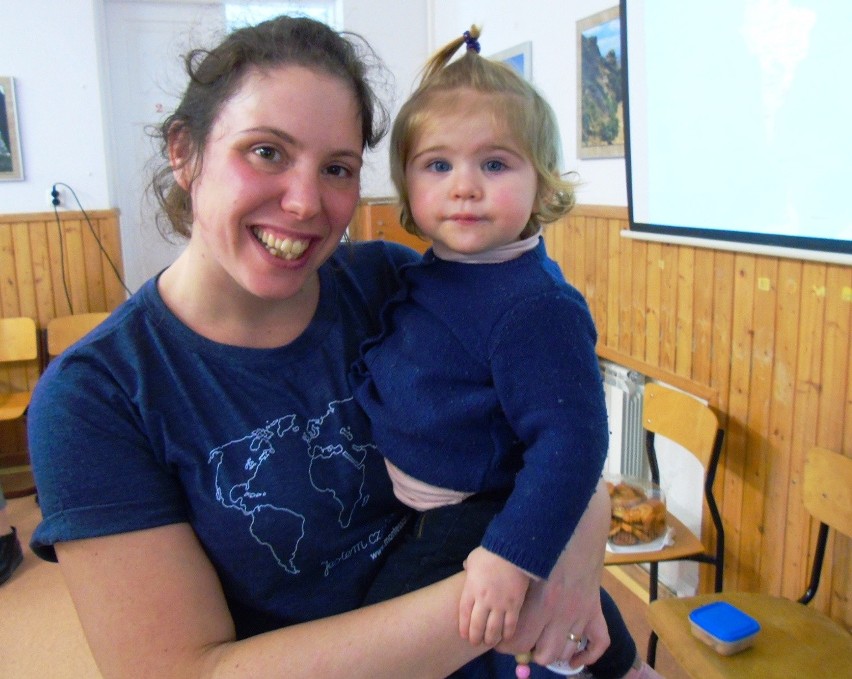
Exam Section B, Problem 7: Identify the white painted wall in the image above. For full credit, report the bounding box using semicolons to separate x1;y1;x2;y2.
0;0;112;213
1;0;626;259
343;0;429;198
429;0;627;207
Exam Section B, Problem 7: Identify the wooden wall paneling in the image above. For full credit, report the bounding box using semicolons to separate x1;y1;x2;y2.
65;218;89;314
691;249;714;386
582;217;597;326
0;223;17;317
617;225;633;356
81;216;106;311
693;247;723;593
817;266;851;618
784;263;827;601
629;236;646;359
1;210;124;485
582;217;597;308
709;249;735;588
12;222;38;326
28;219;55;324
721;253;755;591
688;248;716;591
644;241;662;365
45;214;70;317
740;256;778;592
555;213;567;262
98;213;129;307
675;247;695;378
841;291;852;625
606;217;622;348
0;224;17;400
0;219;38;475
594;220;609;342
567;215;585;299
818;266;851;450
1;220;26;317
760;259;802;596
82;212;126;311
566;216;579;284
0;220;40;391
658;244;678;373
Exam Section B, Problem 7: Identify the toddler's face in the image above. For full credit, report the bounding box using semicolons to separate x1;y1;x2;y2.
405;98;538;255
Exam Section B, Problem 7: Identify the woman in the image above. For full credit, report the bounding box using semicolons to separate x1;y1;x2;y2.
28;16;609;678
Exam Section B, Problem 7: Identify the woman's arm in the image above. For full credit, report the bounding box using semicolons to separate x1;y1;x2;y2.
495;478;611;667
57;523;487;679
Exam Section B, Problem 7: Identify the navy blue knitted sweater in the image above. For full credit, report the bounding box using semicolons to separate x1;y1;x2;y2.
351;240;608;578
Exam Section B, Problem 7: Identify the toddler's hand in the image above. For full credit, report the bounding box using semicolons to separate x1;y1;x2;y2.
459;546;531;646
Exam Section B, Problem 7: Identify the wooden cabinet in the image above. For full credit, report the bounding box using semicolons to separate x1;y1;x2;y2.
349;199;430;253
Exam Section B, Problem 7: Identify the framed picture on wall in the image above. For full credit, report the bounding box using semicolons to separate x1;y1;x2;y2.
491;41;532;81
0;77;24;181
577;7;624;159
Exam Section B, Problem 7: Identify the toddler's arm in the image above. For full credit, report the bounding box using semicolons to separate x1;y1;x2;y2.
496;479;611;667
459;545;533;645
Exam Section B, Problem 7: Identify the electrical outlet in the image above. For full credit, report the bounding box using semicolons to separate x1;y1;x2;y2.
48;186;63;207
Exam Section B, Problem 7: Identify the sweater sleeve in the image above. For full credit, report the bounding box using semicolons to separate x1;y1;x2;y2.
479;290;609;579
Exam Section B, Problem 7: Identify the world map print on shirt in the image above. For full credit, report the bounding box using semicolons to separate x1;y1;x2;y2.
208;398;373;575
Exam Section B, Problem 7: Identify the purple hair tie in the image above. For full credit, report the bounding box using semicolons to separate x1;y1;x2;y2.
463;30;481;53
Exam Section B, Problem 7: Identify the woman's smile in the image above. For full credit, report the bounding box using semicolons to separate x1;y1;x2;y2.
250;226;311;261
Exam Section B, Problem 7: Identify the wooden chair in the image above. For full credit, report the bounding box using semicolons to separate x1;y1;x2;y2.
648;446;852;678
604;382;725;665
0;317;40;498
46;312;110;362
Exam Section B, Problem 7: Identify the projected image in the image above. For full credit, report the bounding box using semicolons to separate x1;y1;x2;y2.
577;7;623;159
622;1;852;256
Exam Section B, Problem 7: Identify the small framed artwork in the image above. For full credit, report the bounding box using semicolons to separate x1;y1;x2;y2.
0;77;23;180
491;41;532;81
577;7;624;159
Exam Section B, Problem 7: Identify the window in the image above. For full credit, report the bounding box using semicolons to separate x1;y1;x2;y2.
225;1;340;30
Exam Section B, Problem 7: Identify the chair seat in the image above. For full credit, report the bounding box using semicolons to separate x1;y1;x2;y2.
649;591;852;679
605;510;705;566
0;391;32;421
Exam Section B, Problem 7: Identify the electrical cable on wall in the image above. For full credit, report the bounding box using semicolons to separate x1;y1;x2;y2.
51;182;133;315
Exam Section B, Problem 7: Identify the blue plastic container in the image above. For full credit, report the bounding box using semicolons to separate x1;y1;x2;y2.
688;601;761;655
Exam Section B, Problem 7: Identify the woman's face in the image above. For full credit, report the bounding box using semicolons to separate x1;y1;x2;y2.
173;65;363;301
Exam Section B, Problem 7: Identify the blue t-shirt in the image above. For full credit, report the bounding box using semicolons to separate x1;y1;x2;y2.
29;241;417;639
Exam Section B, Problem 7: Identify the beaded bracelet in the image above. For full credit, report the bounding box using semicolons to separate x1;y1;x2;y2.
514;652;534;679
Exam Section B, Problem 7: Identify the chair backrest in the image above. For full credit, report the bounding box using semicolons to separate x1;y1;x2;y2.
803;446;852;539
0;317;38;363
643;382;727;594
797;446;851;603
642;382;720;470
46;312;110;359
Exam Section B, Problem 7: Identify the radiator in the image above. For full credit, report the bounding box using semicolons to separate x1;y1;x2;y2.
599;360;648;479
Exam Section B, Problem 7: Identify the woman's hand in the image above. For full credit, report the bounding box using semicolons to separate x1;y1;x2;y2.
494;479;611;668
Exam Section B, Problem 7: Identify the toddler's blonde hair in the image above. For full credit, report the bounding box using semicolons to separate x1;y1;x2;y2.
391;26;575;238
